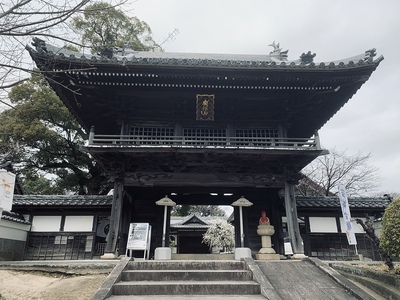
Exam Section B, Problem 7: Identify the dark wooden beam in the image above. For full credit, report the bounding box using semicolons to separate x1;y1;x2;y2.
123;172;284;188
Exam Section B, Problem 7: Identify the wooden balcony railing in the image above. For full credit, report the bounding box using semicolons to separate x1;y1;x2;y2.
87;131;321;151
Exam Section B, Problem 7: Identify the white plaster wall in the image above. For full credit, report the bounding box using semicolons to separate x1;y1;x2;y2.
0;219;30;241
309;217;338;233
339;218;365;233
64;216;93;232
31;216;61;232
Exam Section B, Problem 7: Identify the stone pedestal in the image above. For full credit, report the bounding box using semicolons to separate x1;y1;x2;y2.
101;252;118;260
234;247;252;260
255;253;280;260
154;247;172;260
255;224;280;260
291;253;308;260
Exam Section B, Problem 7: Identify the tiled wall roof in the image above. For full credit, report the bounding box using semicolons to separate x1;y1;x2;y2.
1;210;30;225
11;195;390;210
12;195;113;206
296;196;391;209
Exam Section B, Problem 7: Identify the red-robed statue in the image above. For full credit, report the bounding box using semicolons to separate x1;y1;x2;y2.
259;211;270;225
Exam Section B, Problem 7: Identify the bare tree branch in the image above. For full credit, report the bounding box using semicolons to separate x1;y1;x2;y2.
298;148;380;197
0;98;15;109
0;0;128;94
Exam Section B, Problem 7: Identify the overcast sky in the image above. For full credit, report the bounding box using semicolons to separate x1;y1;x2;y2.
128;0;400;195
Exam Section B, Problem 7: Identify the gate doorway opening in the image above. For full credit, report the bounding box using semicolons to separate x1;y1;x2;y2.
178;236;210;254
169;203;234;255
126;188;283;258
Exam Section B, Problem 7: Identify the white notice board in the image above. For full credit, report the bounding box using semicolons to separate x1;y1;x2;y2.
126;223;151;259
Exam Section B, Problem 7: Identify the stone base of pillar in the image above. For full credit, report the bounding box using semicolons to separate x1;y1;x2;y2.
101;252;118;260
258;247;276;254
291;253;308;260
255;253;280;260
234;247;252;260
154;247;172;260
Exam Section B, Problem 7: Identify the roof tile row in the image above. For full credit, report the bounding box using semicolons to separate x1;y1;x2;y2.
28;40;383;71
11;195;390;209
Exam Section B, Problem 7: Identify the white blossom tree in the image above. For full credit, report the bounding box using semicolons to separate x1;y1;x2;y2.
202;221;235;253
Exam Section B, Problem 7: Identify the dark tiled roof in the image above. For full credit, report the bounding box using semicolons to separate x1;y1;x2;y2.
171;223;210;229
171;214;229;229
27;40;383;71
1;210;30;225
296;196;391;209
12;195;113;206
171;214;210;229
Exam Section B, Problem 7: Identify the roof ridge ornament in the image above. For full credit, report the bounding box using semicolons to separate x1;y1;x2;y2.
31;37;47;53
268;41;288;61
115;43;137;57
300;51;316;64
98;45;113;59
365;48;376;59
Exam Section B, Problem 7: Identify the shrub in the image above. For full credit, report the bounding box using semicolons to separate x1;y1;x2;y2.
380;197;400;258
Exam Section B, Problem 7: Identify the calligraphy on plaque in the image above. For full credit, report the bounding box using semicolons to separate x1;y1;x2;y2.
196;94;215;121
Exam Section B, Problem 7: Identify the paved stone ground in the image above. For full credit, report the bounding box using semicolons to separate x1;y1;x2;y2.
257;260;359;300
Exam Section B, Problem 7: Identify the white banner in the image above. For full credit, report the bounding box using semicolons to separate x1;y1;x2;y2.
338;184;357;245
0;169;16;211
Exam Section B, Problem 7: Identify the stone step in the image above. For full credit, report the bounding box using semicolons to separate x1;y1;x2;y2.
172;253;234;260
107;295;265;300
112;280;261;296
122;269;253;281
105;259;263;298
127;260;246;270
107;294;267;299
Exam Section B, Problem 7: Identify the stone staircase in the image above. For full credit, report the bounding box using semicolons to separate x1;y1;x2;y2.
110;260;262;297
92;257;379;300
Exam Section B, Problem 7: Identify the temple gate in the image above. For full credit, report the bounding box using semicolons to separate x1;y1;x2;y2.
27;39;382;258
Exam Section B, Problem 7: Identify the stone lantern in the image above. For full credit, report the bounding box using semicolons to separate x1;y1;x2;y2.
255;211;280;260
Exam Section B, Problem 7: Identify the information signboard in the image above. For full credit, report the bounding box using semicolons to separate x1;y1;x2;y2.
126;223;151;259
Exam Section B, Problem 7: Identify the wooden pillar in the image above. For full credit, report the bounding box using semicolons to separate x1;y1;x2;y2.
303;216;311;256
284;181;304;255
271;195;284;254
103;179;124;258
119;194;133;255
